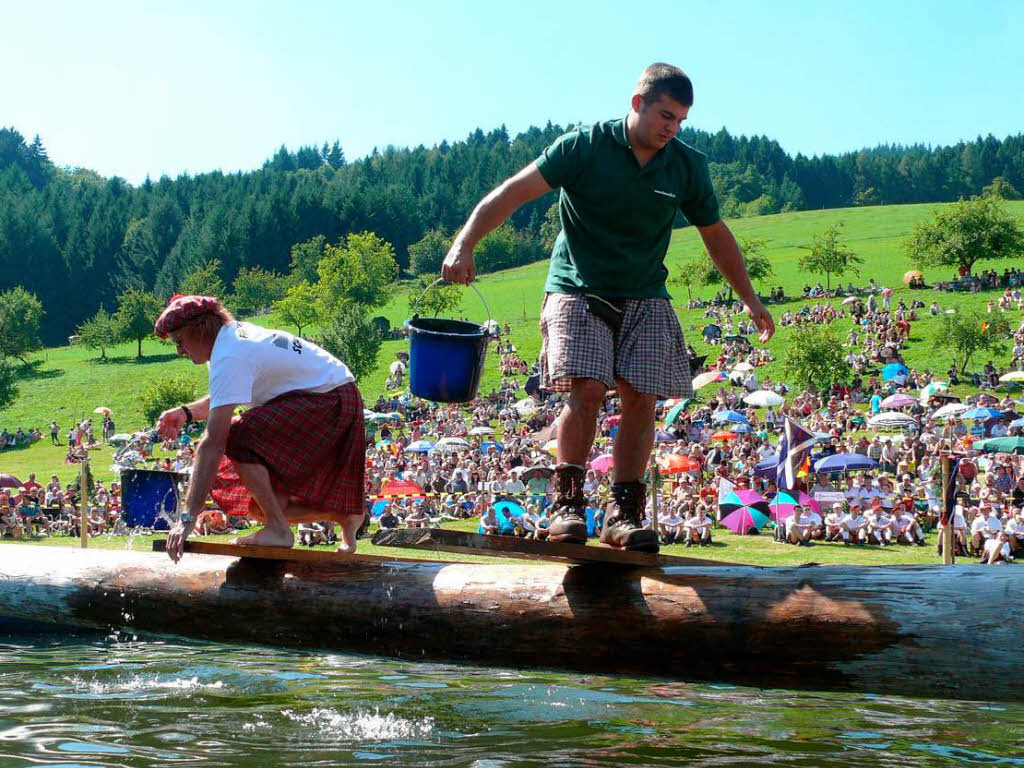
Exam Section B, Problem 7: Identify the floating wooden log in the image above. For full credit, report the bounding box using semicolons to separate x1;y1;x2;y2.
370;527;736;567
0;543;1020;702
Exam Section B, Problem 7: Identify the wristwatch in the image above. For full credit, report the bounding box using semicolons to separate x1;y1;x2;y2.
180;511;192;524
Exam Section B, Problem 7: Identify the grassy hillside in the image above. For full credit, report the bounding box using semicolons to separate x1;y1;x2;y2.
2;200;1024;489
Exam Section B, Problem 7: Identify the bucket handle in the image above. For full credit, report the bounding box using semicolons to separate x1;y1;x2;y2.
412;278;493;327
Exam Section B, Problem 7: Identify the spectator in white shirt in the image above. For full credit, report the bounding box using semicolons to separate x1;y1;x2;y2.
824;503;845;542
1004;509;1024;555
684;503;714;547
937;504;969;557
786;505;813;547
659;506;686;545
841;501;869;545
981;531;1014;565
895;507;927;546
867;503;894;546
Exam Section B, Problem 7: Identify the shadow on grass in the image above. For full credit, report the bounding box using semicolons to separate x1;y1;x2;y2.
105;353;180;365
13;361;64;381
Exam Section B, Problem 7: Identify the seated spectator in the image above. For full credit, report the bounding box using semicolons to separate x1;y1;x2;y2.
1005;509;1024;555
684;503;713;547
867;502;894;547
824;503;846;542
936;503;969;557
785;505;813;547
981;531;1014;565
658;506;686;544
841;501;869;545
480;507;500;536
378;506;400;529
895;506;927;546
405;502;430;529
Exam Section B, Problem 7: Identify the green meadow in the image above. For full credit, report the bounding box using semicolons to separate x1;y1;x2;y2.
2;199;1024;494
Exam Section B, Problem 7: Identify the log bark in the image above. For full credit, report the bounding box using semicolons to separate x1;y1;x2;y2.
0;543;1020;702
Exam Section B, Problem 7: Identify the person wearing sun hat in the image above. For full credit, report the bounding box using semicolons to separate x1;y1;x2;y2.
153;294;365;562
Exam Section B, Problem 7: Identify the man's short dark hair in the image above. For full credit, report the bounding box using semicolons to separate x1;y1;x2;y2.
635;63;694;107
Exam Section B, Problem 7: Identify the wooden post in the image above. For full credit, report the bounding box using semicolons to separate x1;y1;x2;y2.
941;455;953;565
79;459;89;550
649;459;660;534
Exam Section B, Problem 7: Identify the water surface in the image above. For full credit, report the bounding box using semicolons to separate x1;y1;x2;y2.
0;620;1020;767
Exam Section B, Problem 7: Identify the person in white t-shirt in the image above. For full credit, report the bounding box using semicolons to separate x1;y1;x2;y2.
841;502;869;545
658;506;686;545
981;531;1014;565
684;503;714;547
895;508;927;546
1005;509;1024;555
970;505;1001;555
155;295;365;562
867;504;894;546
785;505;813;547
936;504;969;557
803;506;824;540
824;503;845;542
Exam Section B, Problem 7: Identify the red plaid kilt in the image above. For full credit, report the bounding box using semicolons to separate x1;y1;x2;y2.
210;382;365;522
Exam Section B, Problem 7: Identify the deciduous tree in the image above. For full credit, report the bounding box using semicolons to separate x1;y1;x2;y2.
273;281;320;337
936;310;1010;374
77;305;118;361
114;288;163;358
0;287;44;364
782;325;850;392
798;223;863;290
906;196;1024;276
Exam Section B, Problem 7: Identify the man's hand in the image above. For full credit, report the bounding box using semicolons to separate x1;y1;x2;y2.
165;518;195;563
743;296;775;344
156;407;186;441
441;242;477;286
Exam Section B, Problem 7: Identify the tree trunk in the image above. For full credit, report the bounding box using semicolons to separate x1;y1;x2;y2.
0;543;1021;702
137;337;142;358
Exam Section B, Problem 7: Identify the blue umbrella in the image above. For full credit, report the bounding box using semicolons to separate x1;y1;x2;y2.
480;441;504;452
712;410;749;424
404;440;435;453
962;407;1003;421
730;423;753;433
1010;418;1024;429
813;453;880;473
882;363;909;381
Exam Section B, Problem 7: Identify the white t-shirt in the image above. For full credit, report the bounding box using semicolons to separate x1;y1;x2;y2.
208;323;354;408
983;538;1010;560
842;513;866;532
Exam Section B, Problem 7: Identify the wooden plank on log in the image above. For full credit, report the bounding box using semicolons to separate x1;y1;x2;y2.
371;527;736;567
152;539;442;565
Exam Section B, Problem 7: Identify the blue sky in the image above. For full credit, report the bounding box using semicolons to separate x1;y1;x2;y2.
3;0;1021;184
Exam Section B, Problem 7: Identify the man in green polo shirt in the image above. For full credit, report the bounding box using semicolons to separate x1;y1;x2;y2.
442;63;773;553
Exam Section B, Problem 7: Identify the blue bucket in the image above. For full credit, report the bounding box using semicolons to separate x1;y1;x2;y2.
120;469;185;530
405;281;492;404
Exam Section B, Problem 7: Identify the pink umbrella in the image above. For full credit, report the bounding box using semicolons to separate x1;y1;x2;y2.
881;393;916;409
719;490;771;535
768;490;820;523
607;415;621;427
589;453;614;473
0;473;22;488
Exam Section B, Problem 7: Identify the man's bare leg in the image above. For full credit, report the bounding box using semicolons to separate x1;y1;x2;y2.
231;462;294;548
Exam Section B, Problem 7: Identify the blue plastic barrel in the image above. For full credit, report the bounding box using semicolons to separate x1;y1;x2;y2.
120;469;185;530
405;280;492;404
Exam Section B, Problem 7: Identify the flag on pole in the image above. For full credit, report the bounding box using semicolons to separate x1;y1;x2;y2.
716;476;737;520
776;417;816;490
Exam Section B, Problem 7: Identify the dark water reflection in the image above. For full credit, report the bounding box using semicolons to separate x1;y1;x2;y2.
0;622;1021;767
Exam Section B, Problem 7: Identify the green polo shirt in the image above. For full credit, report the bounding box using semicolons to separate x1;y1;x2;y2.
535;117;719;299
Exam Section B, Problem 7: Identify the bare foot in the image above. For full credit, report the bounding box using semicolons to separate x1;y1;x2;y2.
335;514;362;554
231;526;295;548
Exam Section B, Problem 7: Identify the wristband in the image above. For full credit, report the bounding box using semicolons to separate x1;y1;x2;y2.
181;405;193;424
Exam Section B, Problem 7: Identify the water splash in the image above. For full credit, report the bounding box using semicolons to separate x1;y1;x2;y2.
282;707;435;741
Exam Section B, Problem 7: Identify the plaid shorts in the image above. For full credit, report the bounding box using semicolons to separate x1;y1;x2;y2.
211;382;365;522
539;293;693;398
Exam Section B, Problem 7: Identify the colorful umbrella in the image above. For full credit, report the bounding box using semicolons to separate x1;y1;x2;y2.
404;439;435;453
712;409;749;424
920;381;949;400
719;490;770;534
589;453;614;473
711;430;738;441
665;401;689;428
0;473;22;488
768;489;819;522
378;479;426;498
693;370;725;390
973;437;1024;455
813;453;879;473
520;464;554;482
744;390;784;407
434;437;470;452
730;423;753;433
607;414;622;427
542;439;558;456
881;393;916;409
961;407;1003;421
902;270;922;284
657;454;701;474
882;363;909;381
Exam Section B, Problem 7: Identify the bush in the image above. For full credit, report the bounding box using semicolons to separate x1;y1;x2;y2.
139;373;200;427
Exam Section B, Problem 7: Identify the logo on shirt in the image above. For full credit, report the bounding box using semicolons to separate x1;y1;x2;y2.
653;189;677;199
